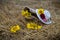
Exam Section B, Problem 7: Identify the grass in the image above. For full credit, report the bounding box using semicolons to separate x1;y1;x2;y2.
0;0;60;40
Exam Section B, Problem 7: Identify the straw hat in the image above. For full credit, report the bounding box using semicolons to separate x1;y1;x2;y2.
36;9;52;24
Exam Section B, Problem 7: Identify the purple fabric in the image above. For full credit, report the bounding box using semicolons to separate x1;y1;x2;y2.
40;14;47;22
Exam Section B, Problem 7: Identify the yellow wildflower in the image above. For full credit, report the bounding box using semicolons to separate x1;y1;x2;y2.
38;8;44;14
21;10;31;18
10;25;20;33
27;23;34;29
27;22;42;30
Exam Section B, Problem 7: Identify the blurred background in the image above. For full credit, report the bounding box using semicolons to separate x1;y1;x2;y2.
0;0;60;40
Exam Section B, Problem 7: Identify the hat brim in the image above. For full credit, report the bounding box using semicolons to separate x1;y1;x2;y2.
36;9;52;24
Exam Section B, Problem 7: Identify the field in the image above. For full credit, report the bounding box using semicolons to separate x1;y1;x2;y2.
0;0;60;40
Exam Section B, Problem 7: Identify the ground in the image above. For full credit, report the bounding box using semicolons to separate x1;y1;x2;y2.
0;0;60;40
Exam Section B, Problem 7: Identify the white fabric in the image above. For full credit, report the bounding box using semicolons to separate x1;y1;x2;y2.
44;10;51;20
36;9;52;24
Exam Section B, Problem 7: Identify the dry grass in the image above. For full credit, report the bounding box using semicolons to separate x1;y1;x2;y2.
0;0;60;40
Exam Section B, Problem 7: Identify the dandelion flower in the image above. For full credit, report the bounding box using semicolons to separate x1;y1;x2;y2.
10;25;20;33
38;8;44;14
27;22;42;30
21;10;31;18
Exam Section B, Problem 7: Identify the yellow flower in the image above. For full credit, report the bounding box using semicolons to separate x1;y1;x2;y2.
38;8;44;14
10;25;20;33
27;23;34;29
27;22;42;30
21;10;31;18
